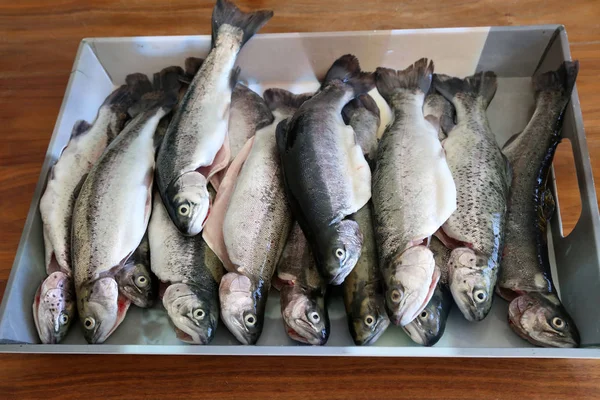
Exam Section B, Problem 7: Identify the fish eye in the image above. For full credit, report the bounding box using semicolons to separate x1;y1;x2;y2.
335;248;345;260
135;275;149;288
309;312;320;324
473;289;487;303
193;309;205;320
59;314;69;325
178;204;190;216
390;289;402;303
551;317;565;330
364;315;375;327
244;314;257;327
419;310;428;320
83;317;96;330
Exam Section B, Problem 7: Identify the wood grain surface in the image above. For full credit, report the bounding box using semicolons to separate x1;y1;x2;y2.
1;0;599;398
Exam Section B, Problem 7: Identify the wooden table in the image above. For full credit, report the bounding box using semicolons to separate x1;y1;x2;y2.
1;0;599;398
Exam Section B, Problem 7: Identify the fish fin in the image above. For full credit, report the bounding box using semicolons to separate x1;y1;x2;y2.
101;73;153;119
69;120;92;139
424;115;441;134
323;54;375;95
263;88;312;111
342;94;381;124
533;60;579;109
128;67;182;117
233;84;274;129
375;58;434;101
433;71;497;110
185;57;204;77
229;66;241;90
211;0;273;49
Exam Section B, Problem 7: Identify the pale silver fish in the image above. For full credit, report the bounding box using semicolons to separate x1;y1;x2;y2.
402;237;453;346
34;77;151;344
149;195;223;344
72;68;180;344
155;0;273;237
115;233;156;308
434;71;510;322
277;54;374;285
372;59;455;326
423;92;456;140
499;61;580;348
277;223;329;345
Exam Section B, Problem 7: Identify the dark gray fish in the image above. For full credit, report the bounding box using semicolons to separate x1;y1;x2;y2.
343;204;389;345
34;78;151;344
499;61;580;348
155;0;273;237
372;59;455;326
423;92;456;140
149;194;224;345
434;71;510;322
402;237;453;346
277;223;329;345
115;233;157;308
276;54;374;285
72;68;181;344
342;93;380;165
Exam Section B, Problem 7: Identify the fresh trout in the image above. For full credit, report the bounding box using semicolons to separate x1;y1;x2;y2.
372;59;456;326
402;237;453;346
277;223;329;345
423;92;456;140
72;68;180;343
433;71;510;322
155;0;272;237
33;78;150;344
277;54;374;285
115;234;156;308
342;93;380;165
207;89;304;344
499;61;580;348
148;194;224;344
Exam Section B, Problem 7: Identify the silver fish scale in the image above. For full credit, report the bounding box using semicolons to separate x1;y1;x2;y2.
500;91;565;294
442;113;509;264
278;223;321;291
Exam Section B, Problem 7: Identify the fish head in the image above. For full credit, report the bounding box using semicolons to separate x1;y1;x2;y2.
348;285;390;346
402;285;452;346
448;248;495;322
508;292;579;348
219;272;266;345
162;283;219;345
320;219;363;285
164;171;210;236
385;246;439;326
115;261;157;308
78;277;130;344
32;271;76;344
280;285;329;345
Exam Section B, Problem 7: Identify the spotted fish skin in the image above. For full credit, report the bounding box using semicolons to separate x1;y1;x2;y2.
434;71;509;322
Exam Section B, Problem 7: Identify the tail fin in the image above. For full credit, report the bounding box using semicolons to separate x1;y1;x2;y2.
375;58;434;102
533;60;579;106
342;93;380;124
433;71;497;110
178;57;205;85
232;84;274;129
263;88;312;112
128;67;183;117
323;54;375;95
211;0;273;49
102;73;152;113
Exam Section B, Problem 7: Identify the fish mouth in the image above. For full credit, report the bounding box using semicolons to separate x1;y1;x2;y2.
356;318;390;346
285;319;328;346
174;326;210;345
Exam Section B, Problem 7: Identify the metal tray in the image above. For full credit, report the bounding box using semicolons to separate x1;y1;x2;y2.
1;25;599;357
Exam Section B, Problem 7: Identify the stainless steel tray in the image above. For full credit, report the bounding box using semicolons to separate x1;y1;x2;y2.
1;25;599;357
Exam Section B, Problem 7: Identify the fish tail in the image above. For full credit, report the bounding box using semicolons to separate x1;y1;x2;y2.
323;54;375;95
128;67;183;117
375;58;434;101
232;84;274;128
533;60;579;107
342;93;380;123
211;0;273;49
178;57;205;85
101;73;153;112
433;71;497;110
263;88;312;111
